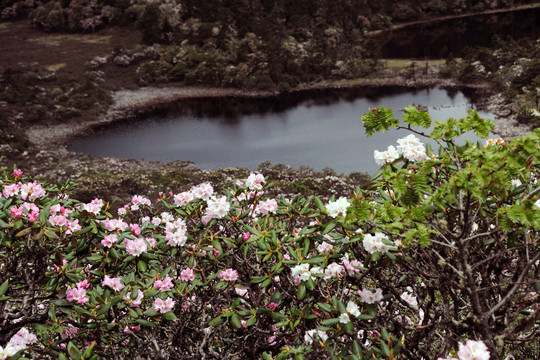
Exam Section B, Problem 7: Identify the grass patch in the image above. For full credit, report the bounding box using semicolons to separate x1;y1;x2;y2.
28;34;111;46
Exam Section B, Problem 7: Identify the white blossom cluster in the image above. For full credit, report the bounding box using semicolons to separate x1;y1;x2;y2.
374;135;427;166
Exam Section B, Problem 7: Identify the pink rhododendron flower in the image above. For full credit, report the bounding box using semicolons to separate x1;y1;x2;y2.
204;195;230;221
324;262;345;278
174;191;194;206
180;267;196;282
131;194;151;206
317;241;333;253
129;223;141;235
19;181;45;201
123;237;147;257
191;183;214;200
13;169;23;179
220;268;239;282
235;288;248;297
123;290;144;307
66;286;89;304
457;340;490;360
358;288;384;304
101;218;129;232
102;275;124;291
154;297;175;313
3;183;20;198
76;279;90;289
101;234;118;248
3;327;38;356
342;256;363;276
246;172;265;190
66;219;82;235
146;237;156;249
268;302;278;310
255;198;278;215
10;206;24;219
49;214;68;227
154;275;174;292
82;198;103;215
242;232;252;241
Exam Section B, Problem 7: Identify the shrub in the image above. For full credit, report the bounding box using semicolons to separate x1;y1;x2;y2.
0;106;539;359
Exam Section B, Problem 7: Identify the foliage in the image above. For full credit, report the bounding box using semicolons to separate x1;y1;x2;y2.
0;107;539;359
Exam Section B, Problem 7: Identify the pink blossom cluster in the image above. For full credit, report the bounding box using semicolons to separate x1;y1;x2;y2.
10;202;40;222
66;280;90;305
19;181;45;202
48;211;82;235
154;275;175;292
191;182;214;200
324;262;345;279
101;233;118;248
173;191;194;206
82;198;104;215
245;172;265;190
154;297;175;313
358;288;384;304
100;218;129;232
180;267;196;282
102;275;124;292
123;289;144;307
123;237;148;256
220;268;239;282
254;198;278;216
202;195;230;224
164;217;188;247
342;256;363;276
130;195;151;209
0;327;38;359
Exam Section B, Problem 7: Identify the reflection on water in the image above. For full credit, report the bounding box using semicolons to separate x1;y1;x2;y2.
69;86;496;174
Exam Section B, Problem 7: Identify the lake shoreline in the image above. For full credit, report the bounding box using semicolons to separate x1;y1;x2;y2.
25;66;534;153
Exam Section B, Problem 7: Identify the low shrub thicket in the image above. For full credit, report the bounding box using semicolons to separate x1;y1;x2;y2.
0;106;539;359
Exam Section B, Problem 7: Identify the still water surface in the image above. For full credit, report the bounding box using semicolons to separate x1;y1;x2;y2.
69;86;496;175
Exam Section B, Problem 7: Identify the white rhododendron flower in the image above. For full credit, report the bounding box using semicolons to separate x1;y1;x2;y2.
363;232;393;254
346;301;361;317
396;134;427;162
339;312;351;324
534;199;540;209
326;197;350;217
245;172;265;190
457;340;490;360
400;291;418;309
374;145;400;166
304;329;328;344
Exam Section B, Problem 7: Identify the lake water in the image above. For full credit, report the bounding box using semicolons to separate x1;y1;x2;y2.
68;86;496;174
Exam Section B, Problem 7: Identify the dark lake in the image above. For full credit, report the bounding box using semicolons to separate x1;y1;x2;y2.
68;9;538;174
68;86;496;175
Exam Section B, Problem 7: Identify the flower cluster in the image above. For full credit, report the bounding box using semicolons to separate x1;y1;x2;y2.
374;135;427;165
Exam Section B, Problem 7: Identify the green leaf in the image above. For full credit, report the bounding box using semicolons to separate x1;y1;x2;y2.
162;312;177;321
230;313;242;329
297;283;307;300
15;227;31;238
0;279;9;296
209;316;224;327
67;341;81;359
135;319;156;327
